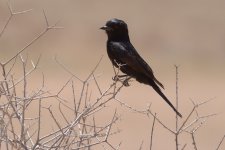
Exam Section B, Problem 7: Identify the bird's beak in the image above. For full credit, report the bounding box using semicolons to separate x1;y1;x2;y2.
100;26;111;31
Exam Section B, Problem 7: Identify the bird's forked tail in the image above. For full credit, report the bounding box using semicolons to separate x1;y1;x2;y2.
151;83;182;118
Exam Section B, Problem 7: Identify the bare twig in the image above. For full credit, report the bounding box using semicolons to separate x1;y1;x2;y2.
0;2;32;38
138;141;144;150
175;65;180;150
3;11;62;66
150;113;156;150
181;144;187;150
216;135;225;150
191;132;198;150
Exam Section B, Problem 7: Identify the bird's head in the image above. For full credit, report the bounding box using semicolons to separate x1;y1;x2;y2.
100;18;130;42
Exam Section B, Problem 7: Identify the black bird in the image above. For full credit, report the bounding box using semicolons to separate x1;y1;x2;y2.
100;18;182;117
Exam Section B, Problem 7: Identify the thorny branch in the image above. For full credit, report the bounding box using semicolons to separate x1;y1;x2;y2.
0;2;120;149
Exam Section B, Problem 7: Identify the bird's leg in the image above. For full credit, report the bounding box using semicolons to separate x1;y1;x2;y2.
112;74;128;81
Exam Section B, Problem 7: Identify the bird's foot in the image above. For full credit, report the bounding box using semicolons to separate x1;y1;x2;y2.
122;79;130;87
122;77;132;87
112;75;132;86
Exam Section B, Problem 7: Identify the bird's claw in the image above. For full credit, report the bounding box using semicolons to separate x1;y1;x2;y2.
112;75;132;86
122;80;130;87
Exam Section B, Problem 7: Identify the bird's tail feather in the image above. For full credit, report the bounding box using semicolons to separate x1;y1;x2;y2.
152;83;182;118
154;77;164;89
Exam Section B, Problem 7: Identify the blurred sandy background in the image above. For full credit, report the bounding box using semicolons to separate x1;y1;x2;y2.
1;0;225;149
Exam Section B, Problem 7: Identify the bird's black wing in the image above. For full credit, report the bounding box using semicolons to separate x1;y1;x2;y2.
108;41;164;88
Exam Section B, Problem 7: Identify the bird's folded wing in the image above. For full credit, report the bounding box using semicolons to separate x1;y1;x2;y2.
109;42;164;89
109;42;154;78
